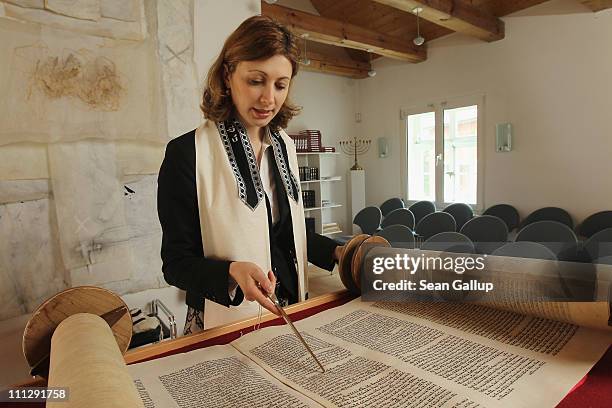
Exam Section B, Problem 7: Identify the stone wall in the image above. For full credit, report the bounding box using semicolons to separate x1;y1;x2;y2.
0;0;200;320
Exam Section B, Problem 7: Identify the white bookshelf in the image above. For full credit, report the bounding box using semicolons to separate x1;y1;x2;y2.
298;152;343;236
321;229;343;236
300;176;342;185
297;152;340;156
303;204;342;212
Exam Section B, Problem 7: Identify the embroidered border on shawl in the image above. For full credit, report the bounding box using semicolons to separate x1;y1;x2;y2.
217;120;260;210
270;128;300;203
233;119;265;206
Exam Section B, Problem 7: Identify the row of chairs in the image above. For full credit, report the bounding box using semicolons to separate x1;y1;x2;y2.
374;223;612;265
367;199;479;235
373;216;507;254
347;198;612;264
352;202;479;240
481;204;612;238
372;198;612;240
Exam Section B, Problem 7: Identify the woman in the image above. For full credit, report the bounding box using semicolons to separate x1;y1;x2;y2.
157;15;342;334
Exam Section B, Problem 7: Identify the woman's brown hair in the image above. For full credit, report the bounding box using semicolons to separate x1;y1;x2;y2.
201;15;301;130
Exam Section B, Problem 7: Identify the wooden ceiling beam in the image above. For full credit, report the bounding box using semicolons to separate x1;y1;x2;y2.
371;0;505;42
262;3;426;62
299;50;371;79
580;0;612;11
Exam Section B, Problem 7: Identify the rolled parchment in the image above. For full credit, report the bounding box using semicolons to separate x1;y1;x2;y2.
47;313;144;408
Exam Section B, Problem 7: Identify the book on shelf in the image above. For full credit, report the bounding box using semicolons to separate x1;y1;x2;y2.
299;166;319;181
321;200;337;207
322;222;342;234
299;130;321;151
301;190;316;208
300;146;336;153
289;130;336;153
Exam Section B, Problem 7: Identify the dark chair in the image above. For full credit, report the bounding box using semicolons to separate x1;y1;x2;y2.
380;197;405;217
460;215;508;254
443;203;474;230
381;208;415;230
593;255;612;265
577;211;612;238
421;232;475;254
415;212;456;241
353;206;382;235
483;204;520;232
582;228;612;262
335;206;383;245
375;225;415;249
521;207;573;229
516;220;578;261
408;200;436;227
492;241;557;260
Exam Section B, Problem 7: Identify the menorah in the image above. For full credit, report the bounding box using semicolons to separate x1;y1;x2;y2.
339;136;371;170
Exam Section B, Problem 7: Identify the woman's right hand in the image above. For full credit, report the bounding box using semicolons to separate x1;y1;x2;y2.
229;261;279;315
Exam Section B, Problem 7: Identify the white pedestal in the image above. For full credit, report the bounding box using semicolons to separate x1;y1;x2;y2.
348;169;365;234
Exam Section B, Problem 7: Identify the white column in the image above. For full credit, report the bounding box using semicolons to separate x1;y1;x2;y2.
348;169;365;234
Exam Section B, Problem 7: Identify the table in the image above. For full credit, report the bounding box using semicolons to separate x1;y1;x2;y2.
3;291;611;407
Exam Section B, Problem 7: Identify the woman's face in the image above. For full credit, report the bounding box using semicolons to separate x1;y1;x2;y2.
226;54;292;131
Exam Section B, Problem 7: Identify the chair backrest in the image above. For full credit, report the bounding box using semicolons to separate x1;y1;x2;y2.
577;210;612;238
380;197;405;217
442;203;474;230
582;227;612;261
408;200;436;227
593;255;612;265
421;232;475;254
522;207;573;229
415;211;456;241
516;220;578;261
483;204;520;232
460;215;508;254
353;206;382;235
375;225;415;249
492;241;557;260
381;208;415;230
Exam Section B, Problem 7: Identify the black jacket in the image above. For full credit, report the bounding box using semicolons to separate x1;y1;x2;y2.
157;130;338;311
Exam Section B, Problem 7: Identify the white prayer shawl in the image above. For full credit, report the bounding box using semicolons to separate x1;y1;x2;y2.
194;119;308;321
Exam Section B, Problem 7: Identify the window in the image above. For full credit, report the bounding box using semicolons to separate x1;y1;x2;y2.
407;112;435;201
401;96;483;209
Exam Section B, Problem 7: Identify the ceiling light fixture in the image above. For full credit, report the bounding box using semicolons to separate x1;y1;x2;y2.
367;49;376;77
263;0;278;4
301;33;311;66
412;7;425;46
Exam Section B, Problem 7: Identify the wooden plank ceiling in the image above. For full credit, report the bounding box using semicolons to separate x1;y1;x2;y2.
580;0;612;11
262;0;605;79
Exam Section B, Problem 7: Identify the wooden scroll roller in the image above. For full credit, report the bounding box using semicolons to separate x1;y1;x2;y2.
23;286;144;408
338;234;391;295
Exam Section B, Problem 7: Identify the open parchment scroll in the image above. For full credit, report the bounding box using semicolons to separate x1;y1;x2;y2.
127;295;611;408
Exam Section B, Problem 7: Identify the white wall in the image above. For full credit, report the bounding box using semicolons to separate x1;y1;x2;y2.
194;0;260;82
358;0;612;223
290;70;357;231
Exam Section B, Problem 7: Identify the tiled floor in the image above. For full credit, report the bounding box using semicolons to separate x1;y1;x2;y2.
308;263;345;297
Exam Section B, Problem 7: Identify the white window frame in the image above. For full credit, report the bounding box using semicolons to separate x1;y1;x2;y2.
399;94;485;212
